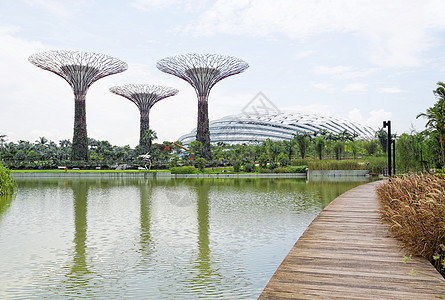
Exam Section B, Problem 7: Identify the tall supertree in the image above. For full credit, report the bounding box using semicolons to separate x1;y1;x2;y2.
109;84;178;151
28;50;128;161
156;54;248;160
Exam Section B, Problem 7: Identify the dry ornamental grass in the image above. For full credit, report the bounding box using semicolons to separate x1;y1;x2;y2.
377;173;445;275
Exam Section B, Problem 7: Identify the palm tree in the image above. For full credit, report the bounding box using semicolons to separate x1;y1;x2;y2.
0;135;7;148
417;82;445;165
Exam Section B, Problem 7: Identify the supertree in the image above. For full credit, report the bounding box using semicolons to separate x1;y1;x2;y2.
156;54;249;160
28;50;128;160
109;84;178;151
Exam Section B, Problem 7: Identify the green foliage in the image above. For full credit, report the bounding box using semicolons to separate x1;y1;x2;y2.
258;153;269;168
363;139;379;156
0;162;16;196
195;157;206;172
243;162;255;172
333;141;344;160
315;138;324;160
189;140;203;158
169;166;197;174
376;129;388;153
291;158;307;166
277;152;290;167
288;165;308;173
294;132;310;158
307;160;367;170
233;159;241;172
268;162;279;170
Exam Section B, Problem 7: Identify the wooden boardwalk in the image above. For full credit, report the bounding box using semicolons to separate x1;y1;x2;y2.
259;181;445;299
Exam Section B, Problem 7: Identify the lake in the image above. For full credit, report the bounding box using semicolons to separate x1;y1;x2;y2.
0;177;367;299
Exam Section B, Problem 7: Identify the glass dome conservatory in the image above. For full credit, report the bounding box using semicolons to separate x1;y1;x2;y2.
178;111;375;146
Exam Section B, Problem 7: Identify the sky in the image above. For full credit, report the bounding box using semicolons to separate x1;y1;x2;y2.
1;0;445;147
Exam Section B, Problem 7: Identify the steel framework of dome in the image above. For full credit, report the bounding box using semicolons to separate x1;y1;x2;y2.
178;111;375;146
29;50;128;160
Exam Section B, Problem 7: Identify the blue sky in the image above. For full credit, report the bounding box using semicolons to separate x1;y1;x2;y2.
1;0;445;147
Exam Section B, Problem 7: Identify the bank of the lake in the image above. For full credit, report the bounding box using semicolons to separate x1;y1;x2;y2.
11;170;370;179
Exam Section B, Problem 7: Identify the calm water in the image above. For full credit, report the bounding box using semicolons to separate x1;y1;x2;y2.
0;177;367;299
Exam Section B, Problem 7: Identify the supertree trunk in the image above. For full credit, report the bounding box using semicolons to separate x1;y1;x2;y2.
197;96;211;160
72;94;88;160
140;110;151;150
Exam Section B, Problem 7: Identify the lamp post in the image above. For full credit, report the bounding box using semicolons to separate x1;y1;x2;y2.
383;120;392;176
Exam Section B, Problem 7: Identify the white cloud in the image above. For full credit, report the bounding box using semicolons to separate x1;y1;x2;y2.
191;0;445;67
348;108;363;123
312;83;336;92
378;87;402;94
342;83;368;93
294;50;314;59
313;65;377;79
283;103;334;116
349;108;392;130
132;0;195;10
24;0;90;17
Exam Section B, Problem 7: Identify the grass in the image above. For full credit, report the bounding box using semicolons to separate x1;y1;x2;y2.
377;173;445;276
11;169;169;173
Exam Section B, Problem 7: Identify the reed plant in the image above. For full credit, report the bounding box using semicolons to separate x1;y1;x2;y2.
377;173;445;275
307;160;368;170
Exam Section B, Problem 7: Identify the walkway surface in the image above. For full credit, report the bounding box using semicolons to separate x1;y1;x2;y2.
259;181;445;299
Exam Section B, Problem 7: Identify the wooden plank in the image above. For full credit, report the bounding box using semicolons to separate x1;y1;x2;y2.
259;181;445;299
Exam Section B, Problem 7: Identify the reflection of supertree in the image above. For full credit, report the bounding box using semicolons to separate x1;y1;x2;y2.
157;54;248;159
110;84;178;150
28;50;128;160
70;181;90;279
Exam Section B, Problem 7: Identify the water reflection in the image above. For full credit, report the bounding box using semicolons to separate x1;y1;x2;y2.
139;180;153;255
0;194;14;223
4;177;368;299
69;181;90;279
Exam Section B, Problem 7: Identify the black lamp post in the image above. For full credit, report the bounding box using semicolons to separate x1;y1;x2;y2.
383;120;392;177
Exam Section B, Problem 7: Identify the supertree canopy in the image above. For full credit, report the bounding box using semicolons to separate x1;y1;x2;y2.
109;84;178;150
156;54;248;160
29;50;128;161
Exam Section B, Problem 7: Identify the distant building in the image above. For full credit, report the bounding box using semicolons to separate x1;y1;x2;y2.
178;111;375;146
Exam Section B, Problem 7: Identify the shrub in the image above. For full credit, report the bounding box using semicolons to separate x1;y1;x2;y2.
194;157;206;172
307;160;367;170
288;165;307;173
377;173;445;276
259;153;268;169
169;166;197;174
273;167;291;173
243;162;255;172
291;158;307;166
278;153;290;167
0;162;16;196
233;160;241;172
268;162;279;170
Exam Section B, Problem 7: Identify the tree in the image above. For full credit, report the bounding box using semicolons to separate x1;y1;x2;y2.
110;85;178;151
157;54;249;160
294;132;310;159
376;129;388;154
417;81;445;165
363;139;379;156
0;135;7;148
282;139;296;160
29;50;127;160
